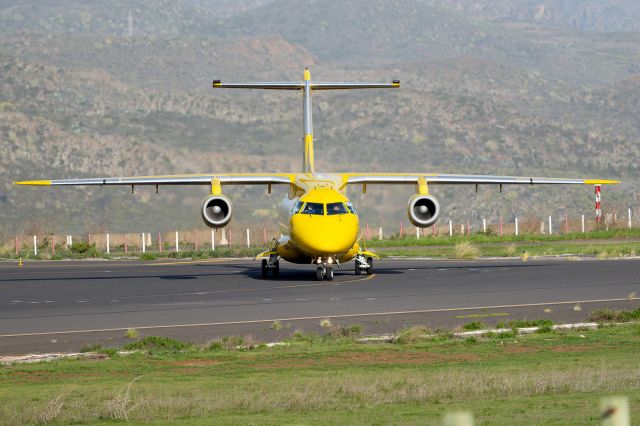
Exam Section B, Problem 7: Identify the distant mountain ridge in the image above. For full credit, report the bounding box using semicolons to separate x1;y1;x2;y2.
0;0;638;236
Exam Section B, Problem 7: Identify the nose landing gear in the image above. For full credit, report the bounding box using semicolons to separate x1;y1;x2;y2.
261;256;280;278
315;257;336;281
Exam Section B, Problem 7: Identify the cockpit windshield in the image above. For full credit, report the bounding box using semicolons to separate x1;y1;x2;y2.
302;202;324;215
327;202;348;215
345;202;357;215
291;201;304;215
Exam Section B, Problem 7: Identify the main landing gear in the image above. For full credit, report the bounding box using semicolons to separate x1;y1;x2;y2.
261;256;279;278
355;254;373;275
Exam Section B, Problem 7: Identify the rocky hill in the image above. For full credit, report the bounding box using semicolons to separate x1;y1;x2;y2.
1;0;638;237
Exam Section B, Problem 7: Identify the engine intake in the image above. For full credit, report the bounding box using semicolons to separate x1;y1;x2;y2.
407;194;440;228
201;195;232;228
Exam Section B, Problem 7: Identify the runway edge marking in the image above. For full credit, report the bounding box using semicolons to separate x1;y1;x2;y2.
1;296;637;338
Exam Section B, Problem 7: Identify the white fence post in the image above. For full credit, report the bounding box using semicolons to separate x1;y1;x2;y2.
211;229;215;251
106;233;110;254
482;218;486;233
548;216;553;235
175;231;179;253
581;215;585;233
515;218;519;236
33;235;37;256
379;227;383;240
628;208;632;229
416;227;420;240
449;220;453;236
141;233;146;253
246;228;250;248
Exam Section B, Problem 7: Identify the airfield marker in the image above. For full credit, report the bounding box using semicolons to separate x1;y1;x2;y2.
33;235;37;256
515;217;519;236
628;208;632;228
141;233;146;253
158;232;162;252
582;215;585;233
211;229;215;251
106;233;110;254
600;396;629;426
449;220;453;236
466;220;470;236
246;228;250;248
548;216;553;235
499;216;503;237
564;216;569;234
175;231;179;253
378;227;383;240
416;227;419;240
482;218;486;233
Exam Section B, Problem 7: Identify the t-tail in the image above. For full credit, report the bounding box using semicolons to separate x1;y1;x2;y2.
212;69;400;173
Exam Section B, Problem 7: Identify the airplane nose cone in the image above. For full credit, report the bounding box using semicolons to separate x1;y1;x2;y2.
291;216;358;257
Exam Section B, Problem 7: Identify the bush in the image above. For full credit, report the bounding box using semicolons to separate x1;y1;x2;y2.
124;336;190;351
329;324;364;338
69;241;98;258
588;307;640;323
535;325;554;334
140;252;156;260
453;242;479;259
395;326;430;344
462;321;486;331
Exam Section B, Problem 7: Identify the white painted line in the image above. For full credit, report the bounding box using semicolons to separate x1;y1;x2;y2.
1;296;637;339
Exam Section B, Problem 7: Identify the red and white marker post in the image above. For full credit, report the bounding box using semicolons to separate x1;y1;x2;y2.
595;185;602;224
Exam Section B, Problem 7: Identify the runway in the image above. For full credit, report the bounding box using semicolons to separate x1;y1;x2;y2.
1;257;639;354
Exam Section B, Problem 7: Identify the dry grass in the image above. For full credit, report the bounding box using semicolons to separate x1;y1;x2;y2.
504;244;518;257
105;376;143;421
37;394;64;425
453;242;479;259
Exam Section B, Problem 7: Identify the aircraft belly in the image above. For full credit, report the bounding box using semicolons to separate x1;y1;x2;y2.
276;237;312;264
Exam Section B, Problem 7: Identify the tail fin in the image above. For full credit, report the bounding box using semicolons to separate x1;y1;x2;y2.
212;69;399;173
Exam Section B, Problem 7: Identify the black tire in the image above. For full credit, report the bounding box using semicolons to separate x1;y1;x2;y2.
366;257;374;275
316;267;324;281
326;266;334;281
273;260;280;278
354;260;362;275
261;259;268;278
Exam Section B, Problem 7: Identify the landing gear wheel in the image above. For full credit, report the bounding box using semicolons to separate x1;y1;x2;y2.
366;257;374;275
355;260;362;275
316;267;324;281
325;266;334;281
273;260;280;278
261;259;268;278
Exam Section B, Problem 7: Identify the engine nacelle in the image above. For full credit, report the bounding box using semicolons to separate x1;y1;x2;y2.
407;194;440;228
201;195;232;228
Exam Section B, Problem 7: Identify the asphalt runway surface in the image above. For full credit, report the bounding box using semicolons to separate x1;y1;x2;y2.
1;257;639;354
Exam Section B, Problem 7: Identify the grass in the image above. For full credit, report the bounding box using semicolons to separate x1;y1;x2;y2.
2;323;640;424
379;241;640;259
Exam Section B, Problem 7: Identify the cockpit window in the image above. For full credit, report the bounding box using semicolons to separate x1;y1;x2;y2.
327;202;348;215
345;202;358;215
291;201;304;214
302;202;324;215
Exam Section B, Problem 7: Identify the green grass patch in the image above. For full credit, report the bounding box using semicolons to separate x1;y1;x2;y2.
2;325;640;424
588;307;640;323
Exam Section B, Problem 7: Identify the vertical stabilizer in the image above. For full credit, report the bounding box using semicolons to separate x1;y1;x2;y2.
212;70;400;173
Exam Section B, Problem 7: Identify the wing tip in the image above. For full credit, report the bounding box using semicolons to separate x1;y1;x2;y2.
584;179;621;185
13;180;52;186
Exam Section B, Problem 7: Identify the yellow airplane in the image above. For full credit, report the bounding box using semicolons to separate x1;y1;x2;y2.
15;69;619;281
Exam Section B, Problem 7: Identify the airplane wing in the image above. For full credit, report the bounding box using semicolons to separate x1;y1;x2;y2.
344;173;619;187
13;173;296;187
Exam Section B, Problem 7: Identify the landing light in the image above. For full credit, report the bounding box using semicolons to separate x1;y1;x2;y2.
328;257;333;264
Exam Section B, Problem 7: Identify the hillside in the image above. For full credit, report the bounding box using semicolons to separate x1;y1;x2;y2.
1;0;638;237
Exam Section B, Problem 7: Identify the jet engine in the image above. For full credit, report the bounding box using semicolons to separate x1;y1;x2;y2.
201;195;232;228
407;194;440;227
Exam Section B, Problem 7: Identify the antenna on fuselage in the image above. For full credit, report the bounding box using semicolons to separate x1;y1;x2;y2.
212;69;400;174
